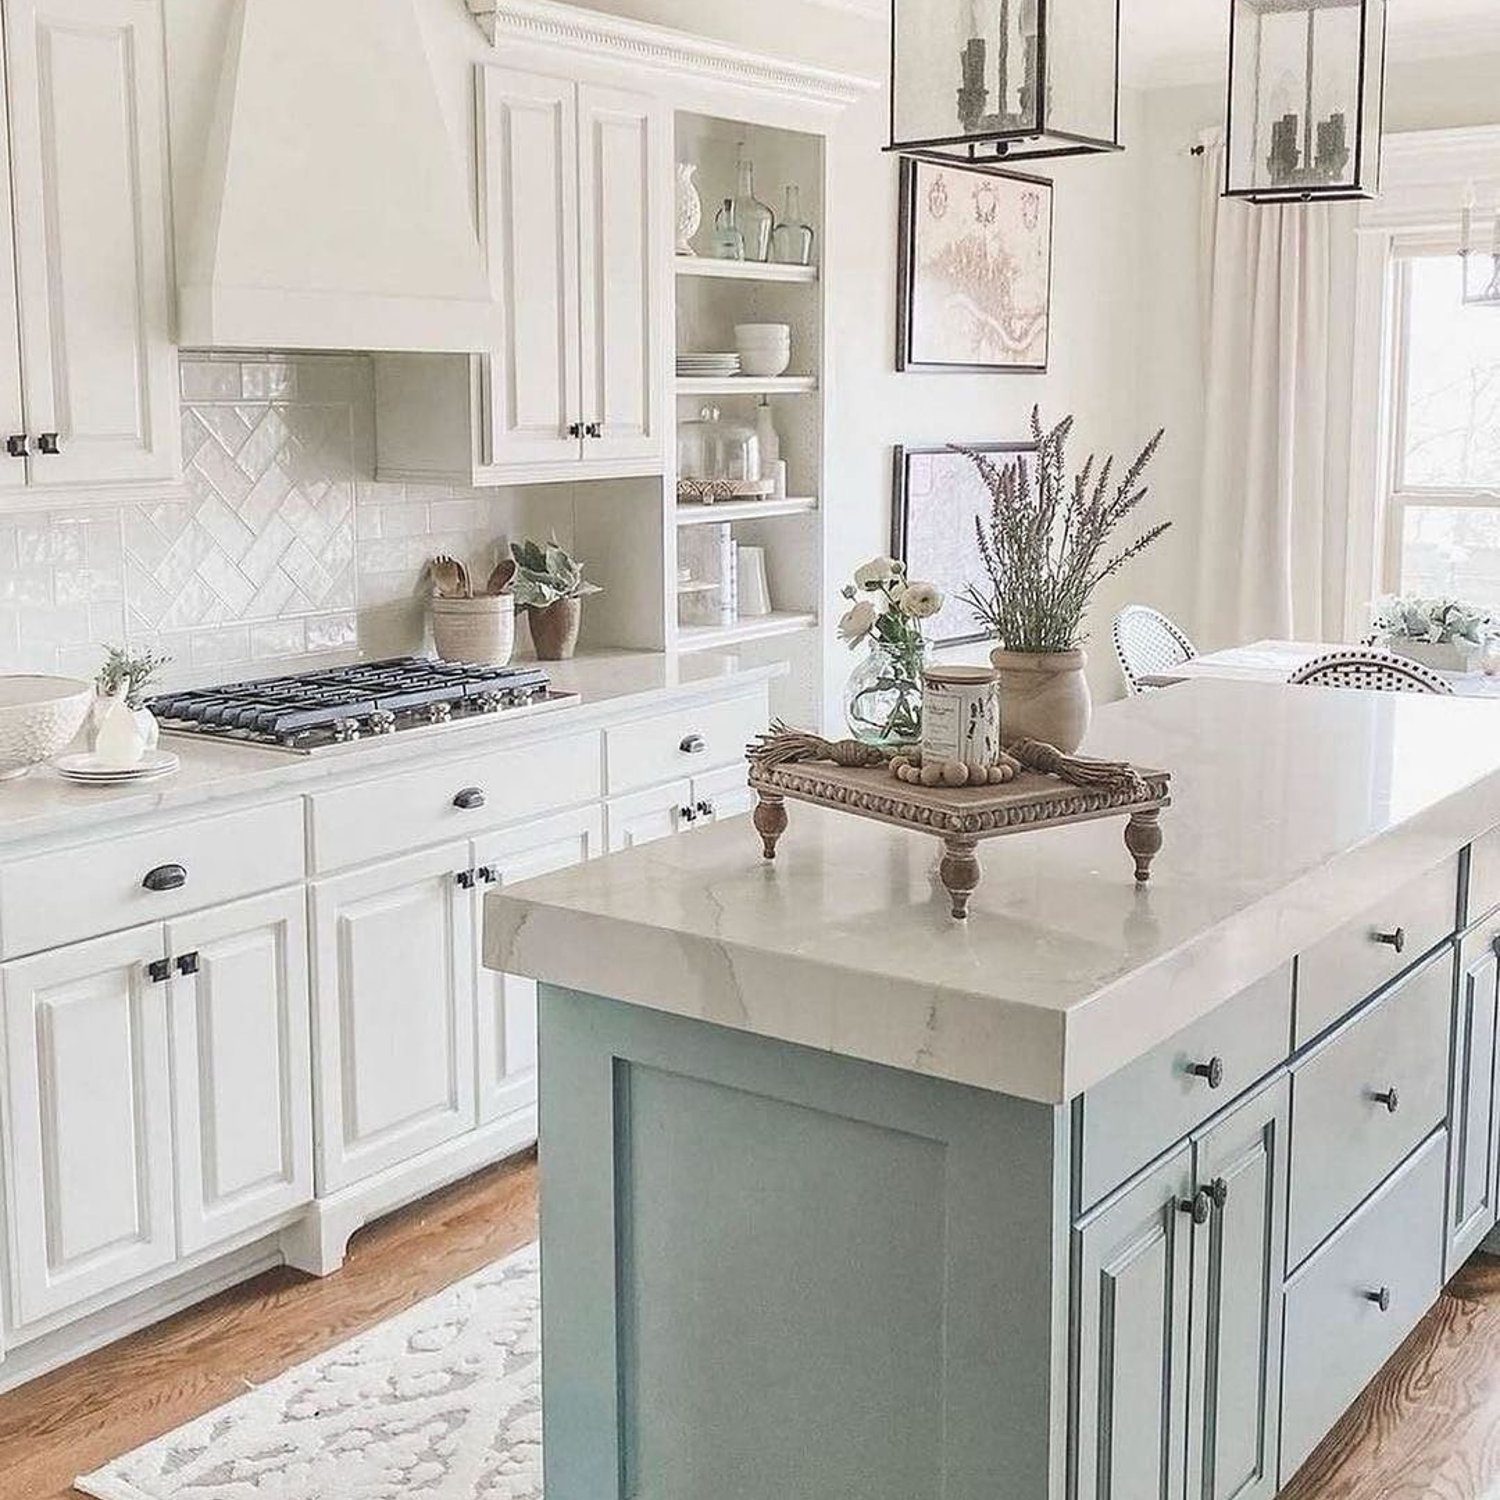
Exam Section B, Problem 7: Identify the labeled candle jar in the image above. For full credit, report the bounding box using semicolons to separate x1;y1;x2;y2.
921;665;1002;771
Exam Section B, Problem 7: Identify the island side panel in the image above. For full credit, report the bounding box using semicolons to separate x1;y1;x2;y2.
539;984;1070;1500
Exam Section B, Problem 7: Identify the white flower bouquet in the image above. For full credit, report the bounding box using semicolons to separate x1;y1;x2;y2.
837;556;944;746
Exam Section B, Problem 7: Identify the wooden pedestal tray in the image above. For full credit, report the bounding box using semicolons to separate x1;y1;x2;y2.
748;760;1172;919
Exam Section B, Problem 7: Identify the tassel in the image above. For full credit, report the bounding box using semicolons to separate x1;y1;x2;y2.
1008;738;1148;797
747;721;894;769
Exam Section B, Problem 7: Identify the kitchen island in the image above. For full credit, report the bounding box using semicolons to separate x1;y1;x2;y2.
484;679;1500;1500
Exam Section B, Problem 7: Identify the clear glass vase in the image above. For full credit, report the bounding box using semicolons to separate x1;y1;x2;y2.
843;636;926;748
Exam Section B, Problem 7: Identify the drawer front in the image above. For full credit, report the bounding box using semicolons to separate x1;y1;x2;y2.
1287;947;1452;1268
604;692;766;795
1470;826;1500;926
0;800;305;959
310;730;601;871
1295;856;1459;1046
1079;965;1293;1210
1280;1132;1446;1483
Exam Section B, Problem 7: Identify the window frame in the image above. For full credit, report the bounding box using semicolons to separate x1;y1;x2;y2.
1383;248;1500;596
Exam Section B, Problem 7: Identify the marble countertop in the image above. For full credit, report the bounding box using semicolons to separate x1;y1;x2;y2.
485;679;1500;1105
0;651;778;850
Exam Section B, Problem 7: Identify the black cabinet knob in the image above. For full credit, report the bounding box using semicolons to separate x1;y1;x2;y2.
6;433;27;458
695;799;714;819
1179;1189;1212;1226
1209;1177;1229;1210
1373;926;1406;954
679;805;697;824
452;787;486;810
455;869;477;889
1186;1056;1225;1090
584;421;602;438
477;865;498;884
567;421;583;438
36;432;59;455
1365;1285;1392;1312
1371;1086;1400;1114
145;957;171;984
142;863;187;892
679;733;706;755
176;951;200;977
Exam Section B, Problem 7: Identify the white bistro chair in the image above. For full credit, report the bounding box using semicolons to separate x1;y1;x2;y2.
1287;648;1454;695
1112;605;1198;695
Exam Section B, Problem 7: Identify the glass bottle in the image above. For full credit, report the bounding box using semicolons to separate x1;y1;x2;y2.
710;198;744;260
732;144;774;262
769;185;815;267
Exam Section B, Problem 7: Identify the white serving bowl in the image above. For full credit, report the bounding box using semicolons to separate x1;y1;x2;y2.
738;347;792;377
734;323;792;377
0;676;93;780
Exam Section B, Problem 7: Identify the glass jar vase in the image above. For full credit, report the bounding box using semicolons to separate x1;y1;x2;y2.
843;636;926;748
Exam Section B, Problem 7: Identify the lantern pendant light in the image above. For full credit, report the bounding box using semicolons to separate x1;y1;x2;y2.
886;0;1122;165
1224;0;1388;203
1461;189;1500;309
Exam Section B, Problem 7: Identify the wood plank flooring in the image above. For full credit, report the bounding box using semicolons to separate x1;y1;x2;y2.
3;1155;1499;1500
0;1150;537;1500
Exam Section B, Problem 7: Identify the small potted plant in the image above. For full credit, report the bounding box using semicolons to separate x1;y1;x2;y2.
511;538;602;661
962;409;1168;753
837;556;943;747
1369;595;1489;673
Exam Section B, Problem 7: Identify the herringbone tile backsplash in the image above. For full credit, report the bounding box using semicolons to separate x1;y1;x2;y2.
0;355;568;686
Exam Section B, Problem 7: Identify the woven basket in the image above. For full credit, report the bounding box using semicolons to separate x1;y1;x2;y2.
431;595;516;665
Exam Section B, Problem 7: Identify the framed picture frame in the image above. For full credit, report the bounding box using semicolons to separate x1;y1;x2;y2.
891;442;1037;647
896;157;1054;374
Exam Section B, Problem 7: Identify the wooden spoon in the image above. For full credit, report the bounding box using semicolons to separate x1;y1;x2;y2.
430;554;471;599
484;557;518;596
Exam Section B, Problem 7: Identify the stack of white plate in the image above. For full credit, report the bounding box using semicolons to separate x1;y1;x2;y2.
677;352;741;379
53;748;180;785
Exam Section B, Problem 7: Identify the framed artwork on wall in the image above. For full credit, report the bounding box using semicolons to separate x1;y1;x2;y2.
896;157;1054;373
891;441;1036;647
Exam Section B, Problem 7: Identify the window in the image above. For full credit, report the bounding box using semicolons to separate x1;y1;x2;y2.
1386;253;1500;607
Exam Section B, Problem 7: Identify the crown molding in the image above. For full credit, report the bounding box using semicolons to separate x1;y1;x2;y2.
464;0;881;107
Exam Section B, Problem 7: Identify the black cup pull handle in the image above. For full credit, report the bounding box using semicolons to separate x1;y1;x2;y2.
452;787;486;810
142;863;187;892
680;733;706;755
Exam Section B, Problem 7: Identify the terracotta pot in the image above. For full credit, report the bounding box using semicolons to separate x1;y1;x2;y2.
990;647;1092;754
528;596;582;661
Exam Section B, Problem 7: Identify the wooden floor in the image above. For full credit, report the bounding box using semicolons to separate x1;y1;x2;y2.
2;1160;1498;1500
0;1150;537;1500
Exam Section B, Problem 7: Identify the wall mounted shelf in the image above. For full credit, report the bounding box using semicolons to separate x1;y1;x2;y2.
677;611;818;652
675;375;817;396
675;255;818;284
675;496;818;526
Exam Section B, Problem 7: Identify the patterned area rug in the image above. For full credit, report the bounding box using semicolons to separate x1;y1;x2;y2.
76;1243;542;1500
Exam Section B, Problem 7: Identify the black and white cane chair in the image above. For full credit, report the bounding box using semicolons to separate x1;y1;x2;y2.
1112;605;1199;695
1287;649;1454;695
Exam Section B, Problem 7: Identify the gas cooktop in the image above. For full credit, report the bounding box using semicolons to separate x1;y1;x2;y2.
147;657;578;754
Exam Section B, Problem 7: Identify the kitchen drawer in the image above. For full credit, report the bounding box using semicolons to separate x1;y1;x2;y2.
309;730;601;871
1470;826;1500;926
1287;947;1452;1268
604;692;766;795
0;801;304;960
1077;964;1293;1211
1280;1132;1446;1483
1295;856;1459;1046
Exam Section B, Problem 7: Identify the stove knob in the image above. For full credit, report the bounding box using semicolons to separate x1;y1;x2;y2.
477;691;504;713
369;710;397;735
428;702;452;725
333;718;361;742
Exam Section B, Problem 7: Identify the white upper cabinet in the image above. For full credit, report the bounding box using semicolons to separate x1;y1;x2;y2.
3;0;178;488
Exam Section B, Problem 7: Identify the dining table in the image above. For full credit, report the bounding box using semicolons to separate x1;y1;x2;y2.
1138;638;1500;698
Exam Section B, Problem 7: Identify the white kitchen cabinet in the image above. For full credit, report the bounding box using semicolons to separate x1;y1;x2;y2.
311;843;478;1192
167;890;313;1257
374;66;665;487
2;0;177;488
472;806;604;1125
0;13;23;500
1;926;176;1325
607;779;694;851
691;763;755;823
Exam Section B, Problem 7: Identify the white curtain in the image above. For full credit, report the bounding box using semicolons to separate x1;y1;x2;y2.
1195;137;1363;650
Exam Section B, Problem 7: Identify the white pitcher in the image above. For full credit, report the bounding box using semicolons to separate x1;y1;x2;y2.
93;678;151;768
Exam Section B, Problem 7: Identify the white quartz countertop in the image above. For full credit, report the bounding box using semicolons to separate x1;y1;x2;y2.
0;651;777;850
485;679;1500;1105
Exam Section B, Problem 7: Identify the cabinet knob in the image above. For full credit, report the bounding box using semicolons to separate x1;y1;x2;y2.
142;863;187;892
679;804;698;824
455;869;477;889
1373;926;1406;954
696;799;714;819
175;951;200;977
1364;1285;1392;1312
5;433;27;459
567;421;583;438
584;421;602;439
1371;1085;1400;1114
36;432;59;455
1179;1189;1212;1226
477;865;498;884
145;957;171;984
1186;1056;1225;1090
1208;1176;1229;1210
452;786;486;810
680;733;706;755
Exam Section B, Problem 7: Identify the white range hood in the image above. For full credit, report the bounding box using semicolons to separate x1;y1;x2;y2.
178;0;494;353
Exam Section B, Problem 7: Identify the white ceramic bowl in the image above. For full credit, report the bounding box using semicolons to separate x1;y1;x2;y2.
738;347;792;377
0;676;93;780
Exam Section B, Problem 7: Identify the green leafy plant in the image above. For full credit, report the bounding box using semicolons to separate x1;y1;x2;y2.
962;409;1169;654
509;538;603;608
96;645;171;709
1370;595;1489;648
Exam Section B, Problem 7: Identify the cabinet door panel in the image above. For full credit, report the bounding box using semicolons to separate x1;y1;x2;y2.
312;844;476;1192
0;11;24;499
5;0;177;485
576;83;662;464
168;889;313;1255
478;65;580;469
472;806;603;1125
1450;928;1500;1271
694;763;755;823
1188;1078;1287;1500
606;780;691;852
1;926;174;1324
1074;1147;1194;1500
